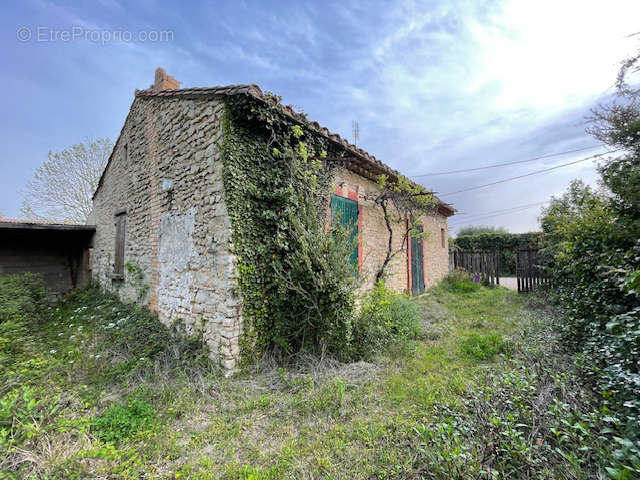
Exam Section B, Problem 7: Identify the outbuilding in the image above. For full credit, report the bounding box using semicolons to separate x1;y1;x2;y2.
0;219;94;297
90;68;455;369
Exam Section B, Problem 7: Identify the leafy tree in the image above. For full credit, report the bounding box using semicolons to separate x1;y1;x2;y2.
539;179;607;243
587;48;640;233
20;138;112;223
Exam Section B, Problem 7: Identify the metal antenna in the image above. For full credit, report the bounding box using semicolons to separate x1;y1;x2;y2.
352;120;360;147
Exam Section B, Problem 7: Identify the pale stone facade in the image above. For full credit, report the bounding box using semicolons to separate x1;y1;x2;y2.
90;69;453;370
91;91;242;370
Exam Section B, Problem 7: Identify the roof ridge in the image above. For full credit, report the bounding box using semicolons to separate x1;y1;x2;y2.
110;83;454;215
135;84;401;179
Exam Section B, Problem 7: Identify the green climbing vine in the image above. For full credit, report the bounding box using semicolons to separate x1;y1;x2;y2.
219;95;357;360
367;173;439;283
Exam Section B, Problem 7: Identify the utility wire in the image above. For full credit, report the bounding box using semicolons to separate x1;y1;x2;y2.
453;200;550;218
451;208;545;226
410;145;602;178
449;202;550;226
440;149;619;197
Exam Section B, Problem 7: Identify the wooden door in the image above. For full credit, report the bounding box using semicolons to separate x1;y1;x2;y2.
411;228;424;294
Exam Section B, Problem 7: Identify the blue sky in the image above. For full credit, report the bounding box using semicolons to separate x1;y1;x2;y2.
1;0;638;233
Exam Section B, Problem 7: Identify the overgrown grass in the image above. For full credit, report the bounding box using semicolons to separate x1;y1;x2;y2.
1;273;633;478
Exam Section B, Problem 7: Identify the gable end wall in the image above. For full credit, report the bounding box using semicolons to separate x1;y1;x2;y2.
90;97;242;370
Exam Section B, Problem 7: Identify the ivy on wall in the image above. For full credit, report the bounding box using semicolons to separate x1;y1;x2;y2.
219;95;357;360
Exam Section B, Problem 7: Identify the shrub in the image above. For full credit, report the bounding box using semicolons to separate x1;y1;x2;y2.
0;274;48;364
440;269;481;293
62;285;213;371
541;180;640;441
92;397;155;443
412;309;640;479
0;273;48;324
350;282;422;359
458;333;507;361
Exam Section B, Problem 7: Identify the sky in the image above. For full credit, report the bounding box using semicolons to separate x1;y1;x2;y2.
1;0;638;234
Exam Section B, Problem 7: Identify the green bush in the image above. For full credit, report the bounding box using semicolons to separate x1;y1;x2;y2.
62;285;212;371
541;180;640;448
0;273;48;324
538;50;640;474
440;269;481;293
0;274;48;364
350;282;422;359
92;398;155;443
412;308;640;478
458;333;507;361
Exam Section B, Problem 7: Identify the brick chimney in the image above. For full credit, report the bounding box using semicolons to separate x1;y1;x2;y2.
152;67;180;92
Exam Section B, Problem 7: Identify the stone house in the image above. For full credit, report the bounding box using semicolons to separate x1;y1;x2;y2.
90;68;454;369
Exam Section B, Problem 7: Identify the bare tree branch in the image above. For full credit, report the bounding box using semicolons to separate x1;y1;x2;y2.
20;138;112;223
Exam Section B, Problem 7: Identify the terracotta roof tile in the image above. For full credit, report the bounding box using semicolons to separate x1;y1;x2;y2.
134;83;405;178
128;84;455;216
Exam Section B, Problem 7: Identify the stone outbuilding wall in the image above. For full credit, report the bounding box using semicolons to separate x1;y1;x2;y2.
0;221;94;297
90;94;242;370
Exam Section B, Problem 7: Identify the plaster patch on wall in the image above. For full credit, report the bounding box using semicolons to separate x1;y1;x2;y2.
158;207;198;320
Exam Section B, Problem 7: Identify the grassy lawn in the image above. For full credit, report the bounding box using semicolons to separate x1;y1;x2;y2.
1;278;612;479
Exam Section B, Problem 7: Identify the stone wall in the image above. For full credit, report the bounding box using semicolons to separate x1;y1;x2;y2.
420;213;449;288
90;96;242;370
331;167;450;293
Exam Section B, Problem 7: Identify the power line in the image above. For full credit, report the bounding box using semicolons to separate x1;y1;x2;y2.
440;149;618;197
450;202;550;226
451;207;547;226
410;145;602;178
453;200;550;218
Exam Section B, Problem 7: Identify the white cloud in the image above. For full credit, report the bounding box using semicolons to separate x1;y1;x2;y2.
466;0;640;114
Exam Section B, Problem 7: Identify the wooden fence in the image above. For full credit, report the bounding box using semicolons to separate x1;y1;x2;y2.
515;248;550;293
449;250;500;286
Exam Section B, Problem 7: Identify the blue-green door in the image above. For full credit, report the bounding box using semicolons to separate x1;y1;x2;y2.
411;227;424;294
330;194;359;267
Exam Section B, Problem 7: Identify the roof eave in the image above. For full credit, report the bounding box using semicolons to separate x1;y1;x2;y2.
0;222;96;232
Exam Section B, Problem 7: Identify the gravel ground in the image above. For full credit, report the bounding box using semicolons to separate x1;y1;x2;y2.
499;277;518;290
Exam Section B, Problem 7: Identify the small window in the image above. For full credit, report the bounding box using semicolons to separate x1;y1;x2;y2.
441;228;446;248
114;212;127;275
123;144;128;164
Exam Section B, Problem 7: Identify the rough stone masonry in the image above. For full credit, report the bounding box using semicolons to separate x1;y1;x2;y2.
90;68;454;371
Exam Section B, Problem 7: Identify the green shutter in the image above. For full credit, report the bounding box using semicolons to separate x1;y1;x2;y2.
330;194;359;267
